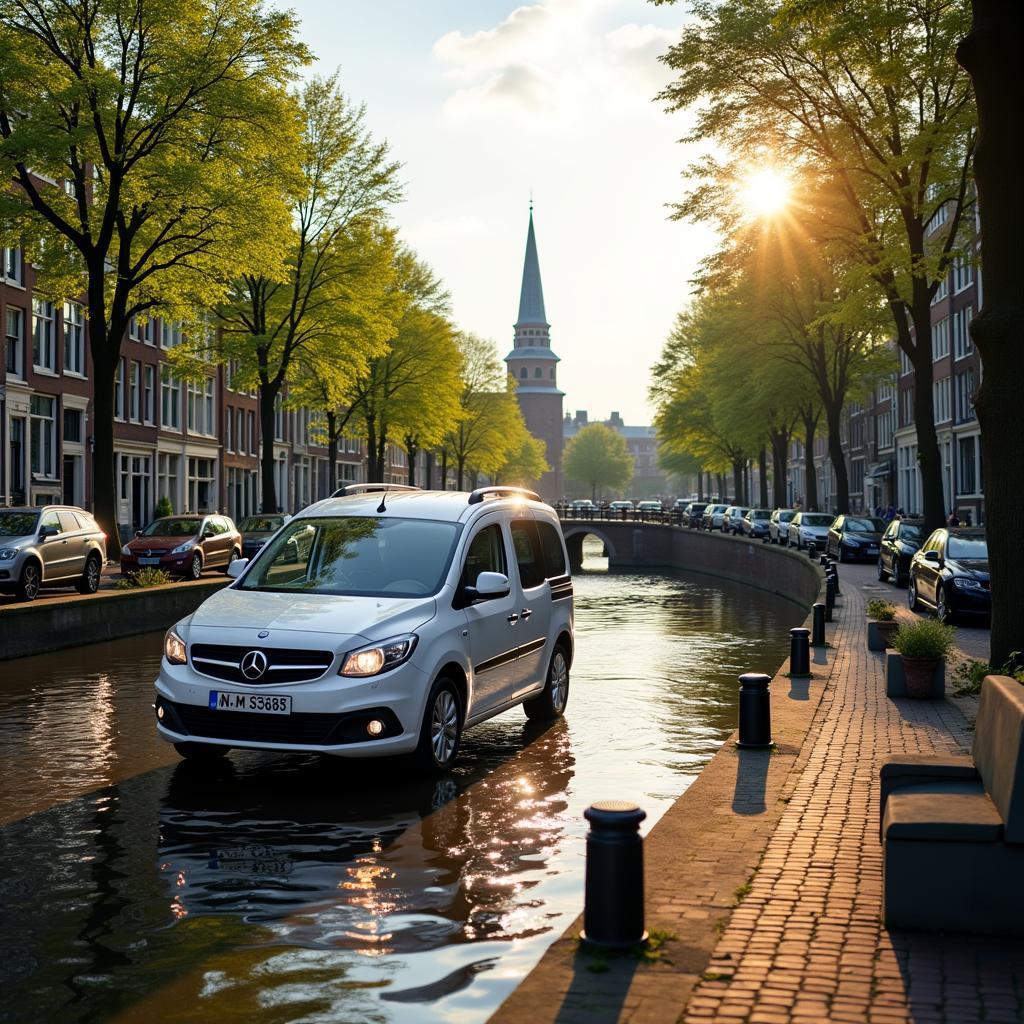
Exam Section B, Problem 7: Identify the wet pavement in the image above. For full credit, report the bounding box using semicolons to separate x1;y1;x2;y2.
0;545;803;1023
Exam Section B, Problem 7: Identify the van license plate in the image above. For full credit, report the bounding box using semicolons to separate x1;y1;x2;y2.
209;691;292;715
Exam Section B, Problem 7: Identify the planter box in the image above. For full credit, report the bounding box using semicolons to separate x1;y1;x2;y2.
867;620;899;651
885;650;945;699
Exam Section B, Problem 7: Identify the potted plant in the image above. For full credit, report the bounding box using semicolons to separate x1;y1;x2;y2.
867;599;899;648
891;619;955;698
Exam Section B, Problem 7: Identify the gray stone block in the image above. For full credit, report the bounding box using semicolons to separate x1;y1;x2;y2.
885;650;945;698
867;620;898;651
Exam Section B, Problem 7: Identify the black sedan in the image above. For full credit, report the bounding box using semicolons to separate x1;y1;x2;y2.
826;515;886;563
877;518;926;587
908;528;990;624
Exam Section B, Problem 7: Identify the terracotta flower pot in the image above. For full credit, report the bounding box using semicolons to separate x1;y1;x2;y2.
901;656;939;699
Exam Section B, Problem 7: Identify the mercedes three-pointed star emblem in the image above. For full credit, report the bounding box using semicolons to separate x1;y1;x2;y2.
240;649;268;680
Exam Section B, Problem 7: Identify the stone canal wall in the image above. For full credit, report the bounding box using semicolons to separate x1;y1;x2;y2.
0;579;228;660
562;522;821;610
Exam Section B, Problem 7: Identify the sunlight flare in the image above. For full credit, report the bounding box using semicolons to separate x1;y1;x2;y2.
738;167;792;217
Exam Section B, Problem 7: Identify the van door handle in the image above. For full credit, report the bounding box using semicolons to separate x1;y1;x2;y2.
520;608;532;620
507;613;519;624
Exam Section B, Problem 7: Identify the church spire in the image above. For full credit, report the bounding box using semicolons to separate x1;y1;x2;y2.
516;205;548;326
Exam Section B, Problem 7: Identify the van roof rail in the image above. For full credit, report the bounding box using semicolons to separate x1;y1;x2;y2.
331;483;422;498
467;486;541;505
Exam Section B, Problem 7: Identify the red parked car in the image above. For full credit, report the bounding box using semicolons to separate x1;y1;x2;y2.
120;514;241;580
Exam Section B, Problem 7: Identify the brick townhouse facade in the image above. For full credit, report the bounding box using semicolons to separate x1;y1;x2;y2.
0;245;431;534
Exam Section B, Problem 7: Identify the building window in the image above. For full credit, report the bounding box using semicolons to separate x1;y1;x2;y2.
932;376;951;423
899;348;912;377
957;436;979;495
160;366;181;430
30;395;57;478
931;316;950;360
5;307;25;378
160;320;182;349
129;360;141;422
187;456;216;512
875;410;894;450
3;246;22;285
898;443;920;514
225;405;234;451
956;368;976;423
32;299;56;371
128;315;141;341
952;254;974;293
186;377;215;436
142;318;157;346
247;410;256;454
143;365;155;423
63;408;83;443
931;273;949;305
63;301;86;376
953;306;973;359
157;452;180;509
898;387;914;427
274;395;283;441
237;409;245;454
114;357;126;420
534;366;543;378
520;367;528;379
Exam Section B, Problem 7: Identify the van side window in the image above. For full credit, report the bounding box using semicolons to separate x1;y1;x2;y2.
510;520;545;589
462;524;506;587
536;520;566;577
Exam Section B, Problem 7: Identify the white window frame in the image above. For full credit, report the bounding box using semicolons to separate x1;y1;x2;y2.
32;299;56;372
5;306;25;378
63;301;86;377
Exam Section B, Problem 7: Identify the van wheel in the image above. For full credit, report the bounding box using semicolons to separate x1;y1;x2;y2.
16;560;41;601
77;553;102;594
525;645;570;721
415;678;462;772
173;742;230;761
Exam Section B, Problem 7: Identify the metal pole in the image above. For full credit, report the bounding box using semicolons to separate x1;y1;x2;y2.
789;627;811;675
737;672;772;748
582;801;647;949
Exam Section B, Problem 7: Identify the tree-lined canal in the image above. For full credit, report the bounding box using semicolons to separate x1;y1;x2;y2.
0;542;802;1022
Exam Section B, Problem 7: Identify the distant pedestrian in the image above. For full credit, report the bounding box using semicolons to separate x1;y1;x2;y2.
947;510;961;527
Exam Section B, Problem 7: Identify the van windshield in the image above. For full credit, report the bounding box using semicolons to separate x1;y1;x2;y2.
239;516;461;598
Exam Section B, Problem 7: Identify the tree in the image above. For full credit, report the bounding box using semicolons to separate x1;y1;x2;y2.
444;333;524;490
660;0;977;530
215;75;402;511
345;248;462;480
563;423;633;502
957;1;1024;665
0;0;310;542
497;431;549;487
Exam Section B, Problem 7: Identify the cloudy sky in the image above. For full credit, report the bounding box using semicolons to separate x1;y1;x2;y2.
289;0;713;423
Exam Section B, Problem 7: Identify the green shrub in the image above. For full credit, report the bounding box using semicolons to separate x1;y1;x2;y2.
118;567;173;589
154;495;173;519
954;652;1024;696
892;619;955;659
867;599;897;621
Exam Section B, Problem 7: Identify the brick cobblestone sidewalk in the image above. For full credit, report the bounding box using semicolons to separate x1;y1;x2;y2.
683;574;1024;1024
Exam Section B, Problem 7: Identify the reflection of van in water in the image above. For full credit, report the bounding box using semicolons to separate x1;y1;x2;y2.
155;486;574;770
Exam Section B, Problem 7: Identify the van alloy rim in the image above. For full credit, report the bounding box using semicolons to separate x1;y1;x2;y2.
431;691;458;763
551;651;568;711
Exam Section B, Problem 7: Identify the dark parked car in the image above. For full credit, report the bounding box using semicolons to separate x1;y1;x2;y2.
237;514;289;561
120;514;241;579
741;508;772;539
684;502;708;528
826;515;886;563
768;508;796;544
877;518;926;587
908;528;990;624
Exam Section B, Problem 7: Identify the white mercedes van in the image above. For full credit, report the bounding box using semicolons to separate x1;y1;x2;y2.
154;486;574;771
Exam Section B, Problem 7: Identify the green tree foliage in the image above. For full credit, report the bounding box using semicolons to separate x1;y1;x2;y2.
659;0;977;529
212;75;402;510
497;432;549;488
563;423;633;502
345;248;462;481
0;0;310;542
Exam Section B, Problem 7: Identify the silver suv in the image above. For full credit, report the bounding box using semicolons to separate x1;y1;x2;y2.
0;506;107;600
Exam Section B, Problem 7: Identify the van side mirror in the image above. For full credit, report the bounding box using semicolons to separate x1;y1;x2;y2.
923;550;940;563
464;571;510;603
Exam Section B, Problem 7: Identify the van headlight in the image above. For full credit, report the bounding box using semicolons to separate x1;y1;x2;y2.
340;634;418;677
164;628;187;665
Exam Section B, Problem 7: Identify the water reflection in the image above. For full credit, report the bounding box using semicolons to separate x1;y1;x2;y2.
0;554;800;1022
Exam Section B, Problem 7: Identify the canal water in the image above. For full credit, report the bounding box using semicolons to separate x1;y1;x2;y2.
0;541;802;1023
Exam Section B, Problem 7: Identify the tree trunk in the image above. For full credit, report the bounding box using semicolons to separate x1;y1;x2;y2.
732;460;743;505
259;381;279;513
697;469;704;501
909;303;948;531
456;456;466;491
376;434;387;483
407;444;417;487
957;0;1024;666
366;416;378;481
717;473;725;501
440;449;448;490
425;451;434;490
327;411;338;495
803;413;819;511
90;349;119;548
759;447;769;507
824;401;850;514
770;429;789;509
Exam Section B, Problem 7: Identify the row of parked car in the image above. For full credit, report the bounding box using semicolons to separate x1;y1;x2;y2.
0;505;291;601
677;502;990;625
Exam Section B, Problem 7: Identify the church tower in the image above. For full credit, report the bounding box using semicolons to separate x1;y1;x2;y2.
505;204;564;501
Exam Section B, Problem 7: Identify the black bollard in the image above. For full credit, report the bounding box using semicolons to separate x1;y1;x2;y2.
825;575;835;621
828;563;841;597
819;554;829;567
790;627;811;676
582;801;647;948
737;672;772;748
812;603;826;645
807;542;817;559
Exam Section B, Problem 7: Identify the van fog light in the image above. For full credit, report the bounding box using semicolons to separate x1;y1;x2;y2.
367;719;384;737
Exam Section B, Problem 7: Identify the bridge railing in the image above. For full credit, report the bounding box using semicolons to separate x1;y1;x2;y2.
555;507;689;527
